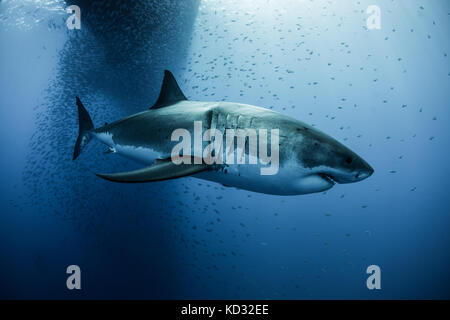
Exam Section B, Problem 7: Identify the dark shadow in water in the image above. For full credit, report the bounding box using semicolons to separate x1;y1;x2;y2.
23;0;200;298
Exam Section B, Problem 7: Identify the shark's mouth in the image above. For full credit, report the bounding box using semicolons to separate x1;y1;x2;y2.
318;173;338;185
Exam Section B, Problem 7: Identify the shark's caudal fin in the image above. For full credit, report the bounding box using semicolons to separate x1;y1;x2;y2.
150;70;187;109
95;159;208;183
73;96;94;160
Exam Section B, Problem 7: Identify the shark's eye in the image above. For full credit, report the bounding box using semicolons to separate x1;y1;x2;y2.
345;157;353;164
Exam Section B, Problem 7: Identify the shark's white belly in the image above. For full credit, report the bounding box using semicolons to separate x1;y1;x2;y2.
94;132;166;164
114;144;164;164
195;162;333;195
93;132;333;195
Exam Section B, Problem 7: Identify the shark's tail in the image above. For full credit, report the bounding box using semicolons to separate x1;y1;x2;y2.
73;96;94;160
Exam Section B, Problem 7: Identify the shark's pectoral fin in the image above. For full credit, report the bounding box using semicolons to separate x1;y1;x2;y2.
95;159;208;183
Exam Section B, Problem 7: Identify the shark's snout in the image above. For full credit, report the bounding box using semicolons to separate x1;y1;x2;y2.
354;161;374;181
317;155;374;185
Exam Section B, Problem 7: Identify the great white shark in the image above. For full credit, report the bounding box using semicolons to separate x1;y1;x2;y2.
73;70;373;195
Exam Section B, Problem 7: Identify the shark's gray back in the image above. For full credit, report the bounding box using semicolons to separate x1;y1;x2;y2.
97;100;320;166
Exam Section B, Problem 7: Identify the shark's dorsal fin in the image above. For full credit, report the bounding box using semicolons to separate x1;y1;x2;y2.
150;70;187;109
95;158;207;183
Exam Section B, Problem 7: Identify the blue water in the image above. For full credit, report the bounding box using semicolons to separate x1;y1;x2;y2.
0;0;449;299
